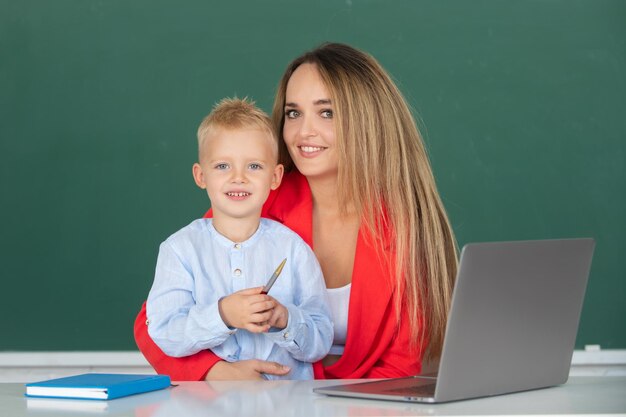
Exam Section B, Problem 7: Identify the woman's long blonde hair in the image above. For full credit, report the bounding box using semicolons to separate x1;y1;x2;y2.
272;43;458;360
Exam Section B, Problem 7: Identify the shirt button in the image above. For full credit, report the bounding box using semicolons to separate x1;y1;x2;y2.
234;268;242;276
283;332;289;340
234;243;241;249
145;319;150;326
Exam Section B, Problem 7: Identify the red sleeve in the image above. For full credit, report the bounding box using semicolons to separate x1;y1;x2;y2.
134;302;221;381
362;305;425;378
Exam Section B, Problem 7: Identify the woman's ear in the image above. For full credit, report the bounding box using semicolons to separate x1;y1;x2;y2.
192;163;206;189
271;164;285;190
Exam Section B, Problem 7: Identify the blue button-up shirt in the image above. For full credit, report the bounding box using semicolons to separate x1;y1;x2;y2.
147;218;333;380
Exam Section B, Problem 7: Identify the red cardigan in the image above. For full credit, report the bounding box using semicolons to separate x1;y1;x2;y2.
134;170;425;380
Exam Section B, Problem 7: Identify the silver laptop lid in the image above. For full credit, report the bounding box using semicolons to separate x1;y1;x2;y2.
435;238;594;402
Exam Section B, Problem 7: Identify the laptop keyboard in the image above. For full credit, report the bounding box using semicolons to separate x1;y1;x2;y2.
385;383;437;397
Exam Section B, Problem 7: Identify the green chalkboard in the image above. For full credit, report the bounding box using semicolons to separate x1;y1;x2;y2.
1;0;624;351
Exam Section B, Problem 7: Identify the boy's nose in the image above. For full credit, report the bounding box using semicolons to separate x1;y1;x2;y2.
230;168;248;183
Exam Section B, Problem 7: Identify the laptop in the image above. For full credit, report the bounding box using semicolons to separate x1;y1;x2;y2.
314;238;595;403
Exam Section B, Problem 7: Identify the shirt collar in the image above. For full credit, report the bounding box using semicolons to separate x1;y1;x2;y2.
206;218;266;249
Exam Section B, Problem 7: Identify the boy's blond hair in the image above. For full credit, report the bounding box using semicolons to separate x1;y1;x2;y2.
197;97;277;159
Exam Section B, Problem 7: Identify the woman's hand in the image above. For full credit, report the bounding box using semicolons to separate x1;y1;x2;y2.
205;360;291;380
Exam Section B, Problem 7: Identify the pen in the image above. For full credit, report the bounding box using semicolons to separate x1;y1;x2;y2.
261;258;287;294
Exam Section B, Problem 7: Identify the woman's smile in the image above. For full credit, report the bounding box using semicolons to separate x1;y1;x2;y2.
298;144;328;157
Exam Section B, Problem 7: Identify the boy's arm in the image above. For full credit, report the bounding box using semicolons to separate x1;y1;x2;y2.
146;241;234;357
264;242;333;363
134;208;223;380
134;302;222;380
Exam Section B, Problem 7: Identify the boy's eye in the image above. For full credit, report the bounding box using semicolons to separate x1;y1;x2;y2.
248;163;263;170
321;109;333;119
285;109;299;119
214;163;229;170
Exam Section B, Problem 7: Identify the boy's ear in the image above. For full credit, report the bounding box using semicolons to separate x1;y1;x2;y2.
270;164;284;190
192;163;206;189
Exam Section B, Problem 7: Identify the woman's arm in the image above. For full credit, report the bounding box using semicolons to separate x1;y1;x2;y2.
135;302;292;380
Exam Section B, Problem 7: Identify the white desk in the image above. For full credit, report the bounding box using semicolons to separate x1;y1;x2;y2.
1;377;624;417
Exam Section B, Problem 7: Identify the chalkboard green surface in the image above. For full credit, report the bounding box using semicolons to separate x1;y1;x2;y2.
1;0;624;351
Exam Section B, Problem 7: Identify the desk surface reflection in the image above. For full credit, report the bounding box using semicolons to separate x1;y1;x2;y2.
1;376;624;417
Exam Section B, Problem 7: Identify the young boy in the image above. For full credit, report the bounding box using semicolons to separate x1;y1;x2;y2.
146;98;333;380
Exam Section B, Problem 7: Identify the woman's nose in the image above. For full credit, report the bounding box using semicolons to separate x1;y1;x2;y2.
298;115;317;138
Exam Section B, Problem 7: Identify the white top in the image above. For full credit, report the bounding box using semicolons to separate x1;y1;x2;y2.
326;283;351;355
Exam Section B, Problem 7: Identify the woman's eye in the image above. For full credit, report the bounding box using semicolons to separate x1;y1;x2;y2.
249;163;262;170
321;109;333;119
285;109;299;119
215;163;229;170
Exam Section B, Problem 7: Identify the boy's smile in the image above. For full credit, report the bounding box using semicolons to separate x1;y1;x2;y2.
225;190;252;200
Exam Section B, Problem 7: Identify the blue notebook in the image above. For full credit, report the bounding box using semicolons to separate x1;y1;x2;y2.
25;373;171;400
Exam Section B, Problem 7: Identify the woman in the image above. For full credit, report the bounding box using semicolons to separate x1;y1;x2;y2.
134;42;458;380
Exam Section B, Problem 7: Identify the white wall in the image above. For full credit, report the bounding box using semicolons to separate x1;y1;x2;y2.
1;350;625;383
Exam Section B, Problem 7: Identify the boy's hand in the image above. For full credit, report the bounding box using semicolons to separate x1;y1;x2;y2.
266;298;289;330
218;287;276;333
